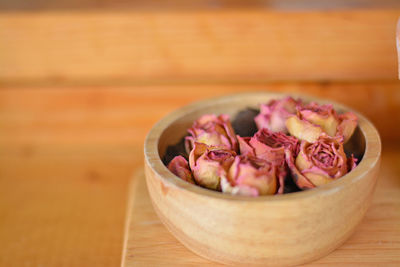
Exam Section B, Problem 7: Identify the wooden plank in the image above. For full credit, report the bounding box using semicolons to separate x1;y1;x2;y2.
123;148;400;266
0;82;399;145
2;0;400;11
397;17;400;79
0;9;398;84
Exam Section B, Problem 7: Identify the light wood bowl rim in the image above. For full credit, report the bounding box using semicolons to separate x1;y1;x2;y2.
144;92;381;202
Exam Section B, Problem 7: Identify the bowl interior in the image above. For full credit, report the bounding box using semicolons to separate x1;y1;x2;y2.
146;92;379;200
158;94;365;166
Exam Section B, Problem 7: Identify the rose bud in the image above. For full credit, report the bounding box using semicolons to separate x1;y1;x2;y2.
189;142;236;190
167;155;195;184
221;155;278;196
286;102;358;143
185;114;238;154
286;135;353;189
254;97;300;133
237;129;299;194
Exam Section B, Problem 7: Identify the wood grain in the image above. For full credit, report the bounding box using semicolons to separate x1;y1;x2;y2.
1;82;399;145
0;9;399;84
124;147;400;266
2;0;400;11
0;144;143;267
0;83;398;266
397;17;400;79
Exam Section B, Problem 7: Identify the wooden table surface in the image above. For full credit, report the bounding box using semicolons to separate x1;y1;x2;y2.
1;83;399;266
124;155;400;266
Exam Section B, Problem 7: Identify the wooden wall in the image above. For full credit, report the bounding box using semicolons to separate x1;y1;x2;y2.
1;3;399;140
0;6;399;85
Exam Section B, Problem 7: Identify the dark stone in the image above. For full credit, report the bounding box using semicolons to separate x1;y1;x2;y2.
231;108;259;137
283;173;301;194
162;136;188;166
343;126;365;163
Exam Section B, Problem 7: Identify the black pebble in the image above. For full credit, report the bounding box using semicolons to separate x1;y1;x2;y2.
231;108;260;137
162;137;188;166
283;174;302;194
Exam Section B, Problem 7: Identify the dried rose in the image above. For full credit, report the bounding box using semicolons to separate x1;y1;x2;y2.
254;97;300;133
286;102;357;143
221;155;278;196
237;129;299;193
185;114;238;154
189;142;236;190
286;135;356;189
167;155;195;184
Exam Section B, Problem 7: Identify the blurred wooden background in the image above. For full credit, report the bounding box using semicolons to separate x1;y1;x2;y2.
0;1;399;266
1;6;399;84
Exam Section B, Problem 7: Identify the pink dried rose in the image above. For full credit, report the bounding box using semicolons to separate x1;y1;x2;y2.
285;135;357;189
254;97;300;133
221;155;278;196
185;114;238;154
167;155;196;184
189;142;236;190
237;129;299;194
286;102;357;143
165;97;360;196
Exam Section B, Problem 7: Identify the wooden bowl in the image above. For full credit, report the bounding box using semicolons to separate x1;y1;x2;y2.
144;93;381;266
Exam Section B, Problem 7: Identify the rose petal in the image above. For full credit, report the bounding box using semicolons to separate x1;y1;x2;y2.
276;169;286;195
229;156;278;195
302;167;337;186
192;159;224;190
186;114;238;153
286;115;323;143
189;142;208;170
221;176;259;197
167;155;195;184
300;110;339;137
299;103;339;137
220;114;239;151
189;142;236;190
255;97;299;133
348;154;358;170
237;135;255;156
285;150;315;189
337;112;358;143
295;146;313;171
184;136;195;155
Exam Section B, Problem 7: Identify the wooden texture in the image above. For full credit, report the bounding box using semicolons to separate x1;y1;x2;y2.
0;9;399;84
143;93;381;265
2;0;400;10
1;82;399;144
125;150;400;266
0;144;141;267
0;83;399;266
397;17;400;79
